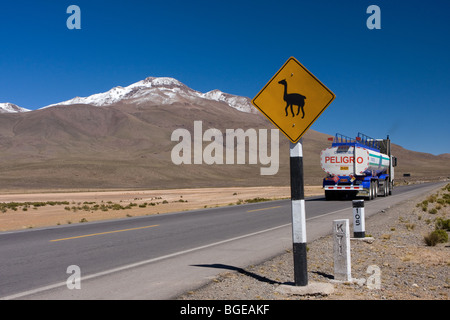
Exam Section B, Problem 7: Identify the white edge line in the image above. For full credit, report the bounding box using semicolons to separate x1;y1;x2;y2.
0;206;378;300
1;223;291;300
2;206;349;300
3;183;444;300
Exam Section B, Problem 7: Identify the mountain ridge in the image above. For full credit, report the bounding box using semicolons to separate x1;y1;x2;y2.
1;76;256;115
37;76;257;114
0;77;447;191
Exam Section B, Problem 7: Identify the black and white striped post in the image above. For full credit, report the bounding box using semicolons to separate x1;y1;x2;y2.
290;139;308;286
352;200;365;238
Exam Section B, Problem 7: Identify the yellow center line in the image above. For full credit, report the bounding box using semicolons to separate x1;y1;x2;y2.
50;224;159;242
247;206;282;213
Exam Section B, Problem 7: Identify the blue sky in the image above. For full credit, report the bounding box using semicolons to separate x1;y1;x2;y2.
1;0;449;155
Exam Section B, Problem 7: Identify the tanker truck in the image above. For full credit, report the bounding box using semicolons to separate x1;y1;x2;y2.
321;133;397;201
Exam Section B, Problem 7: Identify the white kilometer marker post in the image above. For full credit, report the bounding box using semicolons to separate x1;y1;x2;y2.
290;140;308;286
333;219;351;282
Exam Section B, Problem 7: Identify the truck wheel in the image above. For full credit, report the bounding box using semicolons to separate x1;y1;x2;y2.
370;181;375;200
365;181;372;201
380;180;388;197
325;190;340;200
374;181;378;198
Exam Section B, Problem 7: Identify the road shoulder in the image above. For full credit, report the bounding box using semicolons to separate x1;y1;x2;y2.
178;183;450;300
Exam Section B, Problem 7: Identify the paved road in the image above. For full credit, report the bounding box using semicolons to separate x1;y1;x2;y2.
0;182;444;299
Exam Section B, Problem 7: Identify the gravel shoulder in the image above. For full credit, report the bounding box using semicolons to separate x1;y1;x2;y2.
178;183;450;300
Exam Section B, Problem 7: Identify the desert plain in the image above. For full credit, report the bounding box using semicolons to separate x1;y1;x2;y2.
0;186;323;232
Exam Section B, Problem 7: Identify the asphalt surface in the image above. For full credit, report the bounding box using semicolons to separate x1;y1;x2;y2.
0;182;444;299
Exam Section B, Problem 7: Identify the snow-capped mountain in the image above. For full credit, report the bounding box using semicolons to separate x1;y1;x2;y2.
0;103;30;113
44;77;257;114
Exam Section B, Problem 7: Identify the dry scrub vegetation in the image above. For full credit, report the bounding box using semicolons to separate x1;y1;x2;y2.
0;186;323;231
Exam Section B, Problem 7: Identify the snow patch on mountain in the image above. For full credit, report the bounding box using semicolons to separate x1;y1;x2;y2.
43;77;256;114
0;103;30;113
203;90;255;114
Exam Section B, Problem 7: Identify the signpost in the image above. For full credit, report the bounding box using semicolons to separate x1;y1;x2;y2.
252;57;335;286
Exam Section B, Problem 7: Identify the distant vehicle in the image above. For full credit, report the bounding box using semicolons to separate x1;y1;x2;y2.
320;133;397;200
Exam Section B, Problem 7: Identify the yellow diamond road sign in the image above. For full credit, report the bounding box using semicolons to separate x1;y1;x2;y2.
252;57;335;143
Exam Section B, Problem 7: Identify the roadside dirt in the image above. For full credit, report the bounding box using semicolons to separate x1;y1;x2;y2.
178;183;450;300
0;186;322;232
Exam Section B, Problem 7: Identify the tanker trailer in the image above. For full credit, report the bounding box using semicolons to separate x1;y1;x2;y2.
320;133;397;200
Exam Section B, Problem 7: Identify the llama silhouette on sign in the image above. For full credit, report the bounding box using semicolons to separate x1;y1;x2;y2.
278;79;307;118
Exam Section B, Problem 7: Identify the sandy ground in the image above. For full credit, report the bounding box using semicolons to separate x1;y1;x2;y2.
0;186;323;232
